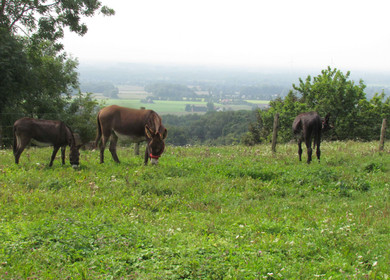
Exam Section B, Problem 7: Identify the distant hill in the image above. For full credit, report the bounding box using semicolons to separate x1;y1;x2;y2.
77;62;390;99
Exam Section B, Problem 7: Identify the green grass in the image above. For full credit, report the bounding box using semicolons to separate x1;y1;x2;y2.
0;142;389;279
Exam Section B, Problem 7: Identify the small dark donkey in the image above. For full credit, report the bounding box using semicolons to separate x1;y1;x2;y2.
13;118;80;168
292;112;331;163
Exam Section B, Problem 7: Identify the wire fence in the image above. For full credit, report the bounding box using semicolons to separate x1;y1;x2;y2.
0;113;388;149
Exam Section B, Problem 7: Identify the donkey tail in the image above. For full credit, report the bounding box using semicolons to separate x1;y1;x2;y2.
94;113;102;149
292;118;302;135
13;125;17;155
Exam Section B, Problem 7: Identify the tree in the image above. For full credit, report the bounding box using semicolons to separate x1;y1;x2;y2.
0;0;114;146
354;92;390;140
63;92;101;144
0;28;29;115
145;83;197;100
246;67;389;144
0;0;114;45
21;39;79;117
292;67;366;139
206;101;215;112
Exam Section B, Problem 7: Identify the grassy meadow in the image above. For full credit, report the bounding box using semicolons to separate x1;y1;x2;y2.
0;141;389;279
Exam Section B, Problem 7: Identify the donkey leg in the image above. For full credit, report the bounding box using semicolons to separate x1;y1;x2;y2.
144;143;150;165
109;134;120;163
316;138;321;162
14;146;26;164
14;137;30;164
99;134;110;164
305;138;312;164
49;146;61;167
61;146;66;165
297;139;303;161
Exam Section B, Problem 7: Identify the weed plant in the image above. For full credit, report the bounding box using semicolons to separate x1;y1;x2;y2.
0;142;389;279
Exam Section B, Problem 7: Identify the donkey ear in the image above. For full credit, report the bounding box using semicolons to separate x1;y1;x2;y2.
145;125;153;139
161;128;168;140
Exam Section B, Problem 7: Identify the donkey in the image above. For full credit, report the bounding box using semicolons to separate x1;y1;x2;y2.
95;105;168;165
292;112;331;163
13;118;80;168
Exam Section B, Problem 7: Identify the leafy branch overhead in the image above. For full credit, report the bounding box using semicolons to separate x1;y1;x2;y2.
0;0;114;44
0;1;113;146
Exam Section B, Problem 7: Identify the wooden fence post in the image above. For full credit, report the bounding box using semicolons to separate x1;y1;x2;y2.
272;113;279;153
134;107;146;155
0;125;2;149
379;118;387;151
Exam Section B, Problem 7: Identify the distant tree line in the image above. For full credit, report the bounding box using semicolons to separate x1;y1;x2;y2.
145;83;199;100
163;110;257;146
144;82;288;102
203;84;287;100
80;82;119;98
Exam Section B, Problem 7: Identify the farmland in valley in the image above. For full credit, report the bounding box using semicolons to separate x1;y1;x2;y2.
93;85;269;115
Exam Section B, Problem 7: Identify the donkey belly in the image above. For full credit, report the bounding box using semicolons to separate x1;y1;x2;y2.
31;139;53;147
114;130;146;143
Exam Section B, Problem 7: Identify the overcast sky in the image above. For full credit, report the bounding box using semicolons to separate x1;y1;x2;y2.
62;0;390;72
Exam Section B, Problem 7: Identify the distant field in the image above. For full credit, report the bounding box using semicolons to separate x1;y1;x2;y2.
246;100;270;105
102;99;265;115
92;85;269;114
103;100;206;114
117;85;148;100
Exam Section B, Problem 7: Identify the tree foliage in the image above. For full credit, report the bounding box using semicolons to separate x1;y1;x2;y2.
145;83;197;100
0;0;113;146
80;82;119;99
62;92;102;144
163;110;257;146
0;0;114;46
0;28;29;113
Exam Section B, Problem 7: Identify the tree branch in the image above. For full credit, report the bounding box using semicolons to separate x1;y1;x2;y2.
9;2;34;30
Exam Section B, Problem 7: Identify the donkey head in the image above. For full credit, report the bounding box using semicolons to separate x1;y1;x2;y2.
66;130;81;168
145;125;167;165
69;145;81;168
322;113;332;132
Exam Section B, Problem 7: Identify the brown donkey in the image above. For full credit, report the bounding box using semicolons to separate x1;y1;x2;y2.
13;118;80;168
95;105;167;165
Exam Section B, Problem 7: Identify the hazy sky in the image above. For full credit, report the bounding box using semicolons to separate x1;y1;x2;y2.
62;0;390;71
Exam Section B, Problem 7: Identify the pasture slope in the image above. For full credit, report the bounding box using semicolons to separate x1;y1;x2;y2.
0;142;389;279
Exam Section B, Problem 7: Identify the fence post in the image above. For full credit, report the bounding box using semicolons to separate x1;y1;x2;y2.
272;113;279;153
0;125;2;149
134;107;146;155
379;118;387;151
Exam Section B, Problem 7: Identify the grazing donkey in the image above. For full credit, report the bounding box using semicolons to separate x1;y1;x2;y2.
95;105;167;165
13;118;80;168
292;112;331;163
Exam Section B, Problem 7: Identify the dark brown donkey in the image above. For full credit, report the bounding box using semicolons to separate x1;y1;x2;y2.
292;112;331;163
95;105;168;165
13;118;80;168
